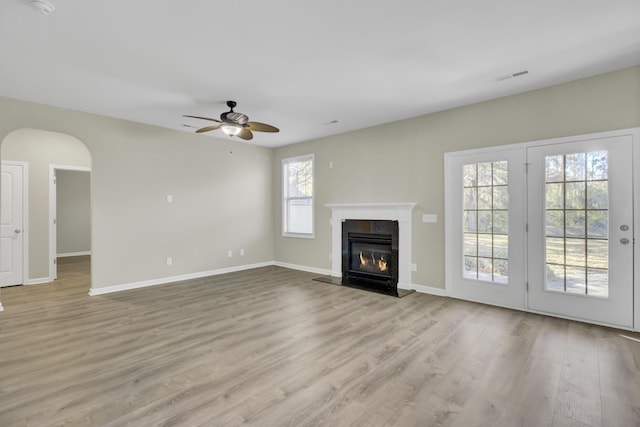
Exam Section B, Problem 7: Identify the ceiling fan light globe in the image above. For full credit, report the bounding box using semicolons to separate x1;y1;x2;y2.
220;123;242;136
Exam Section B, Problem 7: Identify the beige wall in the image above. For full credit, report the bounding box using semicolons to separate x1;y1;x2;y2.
273;66;640;289
2;129;91;280
0;99;275;292
57;170;91;256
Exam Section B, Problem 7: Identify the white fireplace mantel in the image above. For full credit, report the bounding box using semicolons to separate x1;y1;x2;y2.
326;202;416;286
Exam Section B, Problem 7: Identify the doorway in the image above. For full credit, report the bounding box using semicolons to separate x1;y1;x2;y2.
446;128;638;330
1;128;91;294
50;166;91;280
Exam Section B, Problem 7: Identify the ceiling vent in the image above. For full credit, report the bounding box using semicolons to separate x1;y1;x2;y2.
30;0;55;15
496;69;529;82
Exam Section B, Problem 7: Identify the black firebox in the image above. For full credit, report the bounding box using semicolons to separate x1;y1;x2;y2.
342;219;399;295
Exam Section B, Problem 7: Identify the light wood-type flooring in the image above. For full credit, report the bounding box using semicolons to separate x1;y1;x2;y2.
1;256;639;426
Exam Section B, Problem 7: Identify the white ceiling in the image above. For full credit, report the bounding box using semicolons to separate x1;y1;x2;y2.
1;0;639;147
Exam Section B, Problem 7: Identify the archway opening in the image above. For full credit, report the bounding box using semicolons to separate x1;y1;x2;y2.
1;128;92;306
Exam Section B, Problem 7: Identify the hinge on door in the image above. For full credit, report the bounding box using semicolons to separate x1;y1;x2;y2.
53;177;56;184
53;258;57;264
53;218;56;225
526;282;529;291
526;223;528;232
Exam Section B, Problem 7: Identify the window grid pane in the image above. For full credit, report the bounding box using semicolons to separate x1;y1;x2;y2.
462;161;509;283
544;151;609;297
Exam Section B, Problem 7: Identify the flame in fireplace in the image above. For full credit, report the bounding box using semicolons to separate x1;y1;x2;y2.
359;251;388;273
377;256;388;272
359;251;369;267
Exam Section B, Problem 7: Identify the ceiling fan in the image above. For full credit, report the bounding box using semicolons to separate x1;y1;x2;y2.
183;101;279;141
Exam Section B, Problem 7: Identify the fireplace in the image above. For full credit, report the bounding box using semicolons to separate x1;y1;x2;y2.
342;219;399;295
324;202;416;297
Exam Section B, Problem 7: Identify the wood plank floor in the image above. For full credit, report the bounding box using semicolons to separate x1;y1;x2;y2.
1;256;639;427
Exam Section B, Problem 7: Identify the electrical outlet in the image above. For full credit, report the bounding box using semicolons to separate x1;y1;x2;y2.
411;263;417;272
227;250;232;258
166;257;173;266
240;249;245;256
166;194;173;203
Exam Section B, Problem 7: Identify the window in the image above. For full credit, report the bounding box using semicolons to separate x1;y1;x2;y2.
544;151;609;297
283;154;314;237
463;161;509;283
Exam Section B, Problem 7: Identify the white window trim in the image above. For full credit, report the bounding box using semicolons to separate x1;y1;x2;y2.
282;153;315;238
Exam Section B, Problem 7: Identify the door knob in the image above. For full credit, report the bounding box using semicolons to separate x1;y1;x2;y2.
14;229;21;234
620;238;630;245
620;224;630;231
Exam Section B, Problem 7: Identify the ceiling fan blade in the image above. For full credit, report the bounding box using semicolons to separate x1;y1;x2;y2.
195;125;220;133
248;121;279;133
183;115;222;123
236;128;254;140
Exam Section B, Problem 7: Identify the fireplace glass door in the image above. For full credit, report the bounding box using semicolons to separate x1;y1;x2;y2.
349;238;393;278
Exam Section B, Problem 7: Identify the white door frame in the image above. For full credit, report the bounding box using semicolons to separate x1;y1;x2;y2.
445;127;640;331
1;160;29;287
49;164;91;282
635;129;640;332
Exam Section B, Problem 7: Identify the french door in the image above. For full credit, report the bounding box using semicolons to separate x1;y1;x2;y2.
446;130;636;329
445;147;526;309
527;135;634;327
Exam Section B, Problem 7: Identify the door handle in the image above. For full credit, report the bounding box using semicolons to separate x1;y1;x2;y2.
620;238;630;245
14;229;21;234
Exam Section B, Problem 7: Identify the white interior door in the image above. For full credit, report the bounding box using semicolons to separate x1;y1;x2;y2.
527;135;633;327
1;163;25;287
445;147;526;309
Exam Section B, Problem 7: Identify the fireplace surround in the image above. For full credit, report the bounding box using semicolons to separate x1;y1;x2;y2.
325;203;416;297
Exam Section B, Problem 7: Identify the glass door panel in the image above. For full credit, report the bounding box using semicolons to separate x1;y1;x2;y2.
543;151;609;297
527;136;633;327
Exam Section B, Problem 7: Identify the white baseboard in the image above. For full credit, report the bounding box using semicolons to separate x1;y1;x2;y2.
87;259;445;299
399;283;447;297
88;261;273;296
272;261;333;276
28;277;52;285
57;251;91;258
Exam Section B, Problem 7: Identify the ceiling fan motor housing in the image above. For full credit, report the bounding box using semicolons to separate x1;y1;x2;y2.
221;111;249;125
